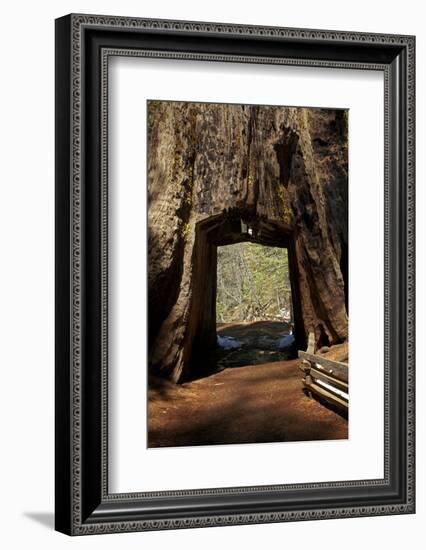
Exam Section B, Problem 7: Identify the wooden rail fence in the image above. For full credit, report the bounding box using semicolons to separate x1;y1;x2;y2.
298;334;348;414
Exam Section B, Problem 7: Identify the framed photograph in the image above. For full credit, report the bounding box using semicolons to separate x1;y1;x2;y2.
55;14;415;535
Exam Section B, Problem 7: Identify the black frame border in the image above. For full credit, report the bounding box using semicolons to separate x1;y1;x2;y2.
55;14;415;535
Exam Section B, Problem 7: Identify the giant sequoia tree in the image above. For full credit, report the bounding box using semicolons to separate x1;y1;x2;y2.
148;101;348;382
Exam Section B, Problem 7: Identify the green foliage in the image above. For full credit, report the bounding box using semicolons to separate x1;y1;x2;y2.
277;186;293;224
180;221;191;241
216;242;293;323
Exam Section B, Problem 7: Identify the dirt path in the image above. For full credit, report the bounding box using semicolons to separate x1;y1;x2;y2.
216;320;296;369
148;358;348;448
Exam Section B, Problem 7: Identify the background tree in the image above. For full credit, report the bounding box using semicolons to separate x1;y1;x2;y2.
216;243;293;323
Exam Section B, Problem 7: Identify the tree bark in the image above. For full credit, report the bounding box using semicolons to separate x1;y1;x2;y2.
148;101;348;382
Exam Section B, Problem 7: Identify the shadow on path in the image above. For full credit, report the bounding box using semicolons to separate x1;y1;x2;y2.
148;357;348;448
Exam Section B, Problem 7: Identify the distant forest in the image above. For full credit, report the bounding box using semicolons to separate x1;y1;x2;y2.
216;242;293;324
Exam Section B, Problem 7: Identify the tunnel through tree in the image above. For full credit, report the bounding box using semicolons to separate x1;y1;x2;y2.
216;241;297;369
147;101;348;383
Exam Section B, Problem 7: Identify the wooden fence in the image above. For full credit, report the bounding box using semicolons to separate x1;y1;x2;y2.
298;335;348;414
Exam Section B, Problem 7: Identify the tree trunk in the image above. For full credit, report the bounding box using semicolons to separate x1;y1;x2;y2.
148;101;348;382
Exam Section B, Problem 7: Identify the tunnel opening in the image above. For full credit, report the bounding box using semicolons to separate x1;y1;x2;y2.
185;211;306;381
216;241;296;370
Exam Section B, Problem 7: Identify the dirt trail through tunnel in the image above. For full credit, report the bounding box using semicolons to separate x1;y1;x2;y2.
148;322;348;448
216;320;296;370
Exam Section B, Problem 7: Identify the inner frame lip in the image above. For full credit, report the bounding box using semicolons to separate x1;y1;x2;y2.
101;51;388;496
100;51;390;497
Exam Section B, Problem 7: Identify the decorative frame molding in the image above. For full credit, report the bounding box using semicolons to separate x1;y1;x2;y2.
55;14;415;535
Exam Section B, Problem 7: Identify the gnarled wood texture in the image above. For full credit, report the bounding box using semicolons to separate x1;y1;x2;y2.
148;101;348;382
